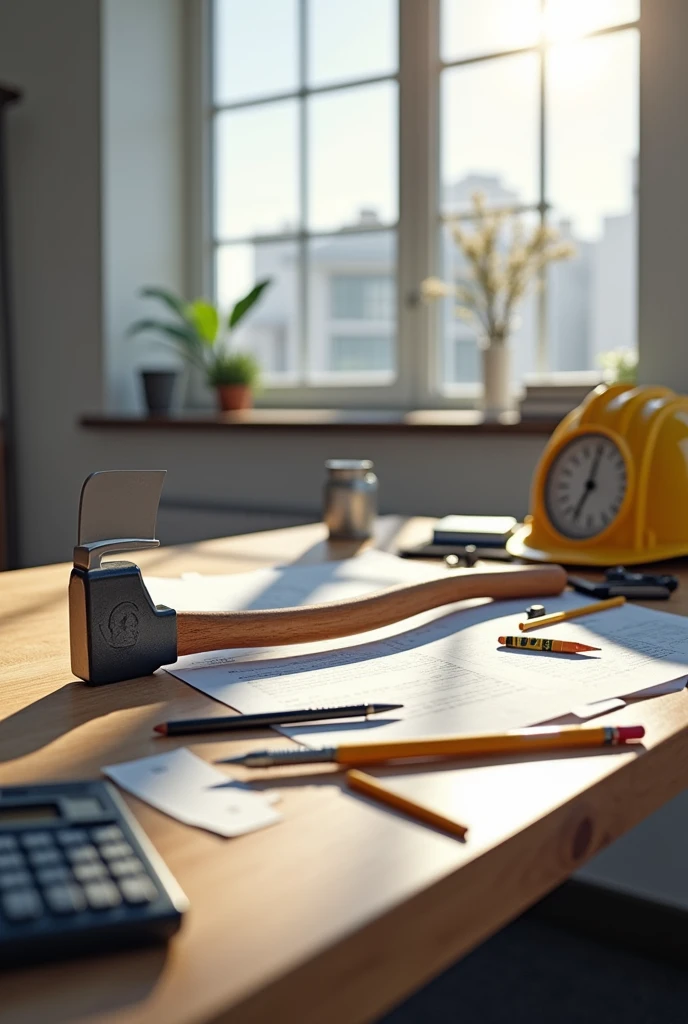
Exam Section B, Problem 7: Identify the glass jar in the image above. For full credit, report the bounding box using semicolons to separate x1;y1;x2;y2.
323;459;378;540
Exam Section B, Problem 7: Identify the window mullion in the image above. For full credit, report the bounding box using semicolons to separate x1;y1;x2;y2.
536;0;549;375
298;0;309;384
398;0;440;408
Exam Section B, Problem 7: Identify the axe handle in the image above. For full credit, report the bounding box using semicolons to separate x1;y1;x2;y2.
176;563;567;656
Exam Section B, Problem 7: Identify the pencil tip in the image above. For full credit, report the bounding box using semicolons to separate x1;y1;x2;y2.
153;724;166;735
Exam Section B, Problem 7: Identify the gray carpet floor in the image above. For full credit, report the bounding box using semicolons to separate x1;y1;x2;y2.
378;916;688;1023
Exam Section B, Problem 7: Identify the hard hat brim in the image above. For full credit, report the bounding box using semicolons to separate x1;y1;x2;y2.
507;523;687;567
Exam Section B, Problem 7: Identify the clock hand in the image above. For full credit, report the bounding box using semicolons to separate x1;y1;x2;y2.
588;443;604;484
572;445;604;521
572;484;592;521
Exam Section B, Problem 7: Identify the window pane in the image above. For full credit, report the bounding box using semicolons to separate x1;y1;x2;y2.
547;31;638;240
547;30;638;369
441;53;539;213
214;0;298;104
438;223;537;389
308;0;397;88
547;30;638;372
544;0;639;42
331;276;395;320
307;231;396;384
308;82;398;232
215;101;299;239
442;0;540;63
216;241;300;383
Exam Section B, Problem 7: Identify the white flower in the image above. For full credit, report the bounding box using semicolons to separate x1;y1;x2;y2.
420;277;455;300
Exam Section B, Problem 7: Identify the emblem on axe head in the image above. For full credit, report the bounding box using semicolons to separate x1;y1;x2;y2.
69;471;568;686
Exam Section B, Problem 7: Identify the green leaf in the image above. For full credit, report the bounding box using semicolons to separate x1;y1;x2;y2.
126;319;207;371
126;318;165;338
228;279;271;330
139;286;188;321
185;299;220;344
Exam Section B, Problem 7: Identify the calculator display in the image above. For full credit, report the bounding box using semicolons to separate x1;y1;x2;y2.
0;804;60;825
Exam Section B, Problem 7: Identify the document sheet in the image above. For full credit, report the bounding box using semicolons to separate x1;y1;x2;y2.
145;552;688;748
103;748;281;836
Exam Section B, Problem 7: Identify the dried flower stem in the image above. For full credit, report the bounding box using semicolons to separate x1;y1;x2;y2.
421;192;575;346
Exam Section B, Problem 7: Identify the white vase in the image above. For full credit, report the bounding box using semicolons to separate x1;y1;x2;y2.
480;343;510;421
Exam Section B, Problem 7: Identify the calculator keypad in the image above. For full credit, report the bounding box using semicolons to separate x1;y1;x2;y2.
28;849;62;868
0;823;160;928
2;888;43;922
44;884;87;915
0;870;32;890
0;853;25;872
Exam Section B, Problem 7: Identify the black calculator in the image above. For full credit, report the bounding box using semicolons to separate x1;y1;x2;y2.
0;779;188;967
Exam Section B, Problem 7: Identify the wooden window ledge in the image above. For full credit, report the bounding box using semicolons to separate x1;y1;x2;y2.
80;410;559;434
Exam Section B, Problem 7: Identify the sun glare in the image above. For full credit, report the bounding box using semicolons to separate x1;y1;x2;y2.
542;0;638;43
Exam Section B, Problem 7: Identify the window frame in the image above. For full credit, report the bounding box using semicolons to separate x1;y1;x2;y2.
196;0;640;411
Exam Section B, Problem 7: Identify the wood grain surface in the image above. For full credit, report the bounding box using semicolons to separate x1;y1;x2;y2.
1;516;688;1024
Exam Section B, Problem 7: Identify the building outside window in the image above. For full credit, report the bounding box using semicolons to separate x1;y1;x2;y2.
210;0;639;405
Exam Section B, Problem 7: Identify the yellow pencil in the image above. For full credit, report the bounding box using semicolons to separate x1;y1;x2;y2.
518;595;626;632
346;768;468;840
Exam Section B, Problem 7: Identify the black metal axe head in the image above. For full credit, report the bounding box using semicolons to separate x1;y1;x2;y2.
69;471;177;685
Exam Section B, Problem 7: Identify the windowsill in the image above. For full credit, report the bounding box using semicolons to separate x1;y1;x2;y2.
80;409;560;434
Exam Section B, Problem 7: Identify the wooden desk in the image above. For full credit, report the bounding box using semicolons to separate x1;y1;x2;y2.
1;518;688;1024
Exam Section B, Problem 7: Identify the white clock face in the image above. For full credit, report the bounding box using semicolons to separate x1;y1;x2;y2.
544;433;627;540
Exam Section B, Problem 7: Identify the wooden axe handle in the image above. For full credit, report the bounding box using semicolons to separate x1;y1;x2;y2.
176;563;567;656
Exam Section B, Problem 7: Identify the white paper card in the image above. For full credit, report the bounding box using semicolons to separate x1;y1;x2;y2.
103;748;281;837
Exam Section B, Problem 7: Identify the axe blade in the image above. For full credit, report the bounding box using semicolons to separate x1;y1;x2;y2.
78;470;166;546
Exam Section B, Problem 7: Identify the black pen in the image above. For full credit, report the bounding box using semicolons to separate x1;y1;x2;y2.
153;703;403;736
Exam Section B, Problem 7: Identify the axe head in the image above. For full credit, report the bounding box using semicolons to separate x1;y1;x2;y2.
69;471;177;685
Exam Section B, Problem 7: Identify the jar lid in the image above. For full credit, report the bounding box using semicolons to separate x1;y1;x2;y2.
325;459;374;472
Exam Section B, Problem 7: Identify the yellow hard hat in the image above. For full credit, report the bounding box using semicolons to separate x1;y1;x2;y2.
507;383;688;566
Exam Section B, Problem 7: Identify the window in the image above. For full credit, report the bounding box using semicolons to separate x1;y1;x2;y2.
210;1;639;406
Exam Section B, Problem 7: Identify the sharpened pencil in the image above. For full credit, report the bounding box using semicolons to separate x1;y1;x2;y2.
218;724;646;768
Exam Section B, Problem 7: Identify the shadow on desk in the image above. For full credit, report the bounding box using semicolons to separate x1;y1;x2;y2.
0;676;169;766
0;943;168;1022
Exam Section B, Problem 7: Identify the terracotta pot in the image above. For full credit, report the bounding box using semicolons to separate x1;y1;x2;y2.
217;384;253;411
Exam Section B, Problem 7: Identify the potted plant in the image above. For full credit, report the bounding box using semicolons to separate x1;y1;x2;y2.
421;192;575;420
127;280;271;412
207;351;262;411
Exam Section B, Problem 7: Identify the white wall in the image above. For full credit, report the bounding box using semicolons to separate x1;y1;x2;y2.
0;0;105;567
0;0;189;565
637;0;688;389
102;0;187;413
81;426;549;547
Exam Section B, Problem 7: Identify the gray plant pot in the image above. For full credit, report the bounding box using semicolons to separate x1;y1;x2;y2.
140;370;179;416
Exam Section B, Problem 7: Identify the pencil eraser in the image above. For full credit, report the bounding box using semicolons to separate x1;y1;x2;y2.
617;725;645;741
